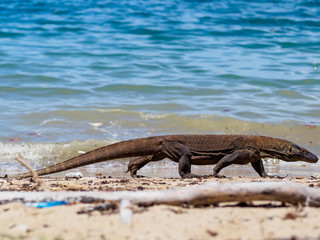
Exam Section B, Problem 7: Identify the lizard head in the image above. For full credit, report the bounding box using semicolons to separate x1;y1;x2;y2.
288;144;318;163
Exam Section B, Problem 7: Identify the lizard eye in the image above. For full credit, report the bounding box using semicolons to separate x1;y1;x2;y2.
301;149;307;154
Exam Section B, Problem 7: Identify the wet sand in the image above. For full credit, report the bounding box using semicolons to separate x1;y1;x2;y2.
0;175;320;240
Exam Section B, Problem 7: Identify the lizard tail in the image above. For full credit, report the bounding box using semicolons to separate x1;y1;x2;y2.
6;137;162;178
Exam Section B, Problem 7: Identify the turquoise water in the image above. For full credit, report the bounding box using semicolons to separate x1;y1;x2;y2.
0;0;319;175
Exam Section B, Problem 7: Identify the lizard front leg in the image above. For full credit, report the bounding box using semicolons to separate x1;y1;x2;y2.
212;147;261;177
251;160;287;179
251;159;269;177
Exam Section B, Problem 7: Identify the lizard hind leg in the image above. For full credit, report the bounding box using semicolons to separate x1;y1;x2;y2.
161;141;201;178
127;154;164;178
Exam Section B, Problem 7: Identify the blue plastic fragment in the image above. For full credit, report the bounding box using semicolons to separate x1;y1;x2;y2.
25;201;68;208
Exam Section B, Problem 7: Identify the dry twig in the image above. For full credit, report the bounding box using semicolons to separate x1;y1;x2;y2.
15;156;49;191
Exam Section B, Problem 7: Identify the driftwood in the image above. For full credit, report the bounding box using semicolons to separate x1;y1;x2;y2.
0;181;320;207
15;156;49;191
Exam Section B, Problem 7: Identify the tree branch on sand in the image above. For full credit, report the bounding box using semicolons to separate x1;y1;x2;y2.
0;181;319;207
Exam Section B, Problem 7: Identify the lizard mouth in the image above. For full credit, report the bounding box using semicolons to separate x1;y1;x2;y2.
307;155;318;163
301;153;318;163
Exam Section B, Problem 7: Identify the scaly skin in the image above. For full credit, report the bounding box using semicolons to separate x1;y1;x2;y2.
6;135;318;178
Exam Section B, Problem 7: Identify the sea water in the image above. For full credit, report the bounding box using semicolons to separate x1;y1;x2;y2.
0;0;319;177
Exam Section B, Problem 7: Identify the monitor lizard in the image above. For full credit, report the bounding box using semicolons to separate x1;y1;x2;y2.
5;135;318;178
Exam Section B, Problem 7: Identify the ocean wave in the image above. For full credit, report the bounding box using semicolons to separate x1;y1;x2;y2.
1;109;319;150
0;0;319;176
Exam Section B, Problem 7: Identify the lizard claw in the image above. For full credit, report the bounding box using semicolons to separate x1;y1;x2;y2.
214;175;227;179
211;173;227;178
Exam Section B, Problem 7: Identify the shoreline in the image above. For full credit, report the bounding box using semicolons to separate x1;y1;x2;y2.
5;161;320;179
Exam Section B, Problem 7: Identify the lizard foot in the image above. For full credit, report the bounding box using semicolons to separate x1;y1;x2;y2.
268;174;288;179
126;170;149;179
180;173;204;179
131;174;149;178
125;167;139;178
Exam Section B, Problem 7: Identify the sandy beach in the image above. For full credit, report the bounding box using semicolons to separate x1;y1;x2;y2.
0;176;320;240
1;1;319;239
